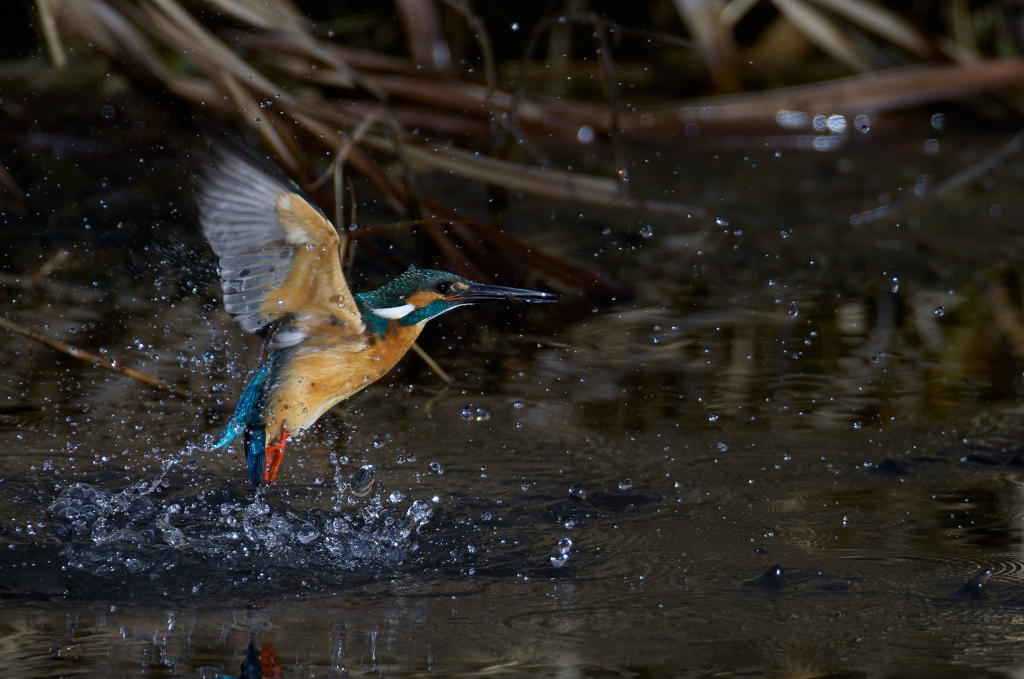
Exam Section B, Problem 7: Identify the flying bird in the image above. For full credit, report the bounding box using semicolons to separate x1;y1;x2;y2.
196;140;556;490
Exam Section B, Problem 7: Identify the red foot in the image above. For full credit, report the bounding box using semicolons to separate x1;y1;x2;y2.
264;427;288;485
261;640;282;677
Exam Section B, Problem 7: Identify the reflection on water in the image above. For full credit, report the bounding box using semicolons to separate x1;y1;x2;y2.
5;119;1024;676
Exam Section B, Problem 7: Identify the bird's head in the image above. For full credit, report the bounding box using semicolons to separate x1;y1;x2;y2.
355;269;556;336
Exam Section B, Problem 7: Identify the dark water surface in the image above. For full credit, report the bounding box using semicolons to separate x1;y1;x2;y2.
4;112;1024;677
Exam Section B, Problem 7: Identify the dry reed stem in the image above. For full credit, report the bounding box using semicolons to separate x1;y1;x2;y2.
0;316;193;400
770;0;872;72
721;0;760;27
74;0;670;218
394;0;449;73
674;0;741;93
357;133;701;216
628;58;1024;131
988;282;1024;361
28;250;73;293
410;342;453;384
200;0;367;93
854;124;1024;225
0;158;29;206
808;0;932;59
588;12;631;198
36;0;68;68
439;0;497;144
221;71;300;173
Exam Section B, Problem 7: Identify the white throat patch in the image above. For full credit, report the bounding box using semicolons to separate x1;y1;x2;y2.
373;303;417;320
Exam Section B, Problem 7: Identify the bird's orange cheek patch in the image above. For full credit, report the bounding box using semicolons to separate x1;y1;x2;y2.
405;290;440;308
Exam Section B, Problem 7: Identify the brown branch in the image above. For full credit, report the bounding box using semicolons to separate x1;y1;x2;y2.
410;341;453;384
0;315;194;400
27;249;72;293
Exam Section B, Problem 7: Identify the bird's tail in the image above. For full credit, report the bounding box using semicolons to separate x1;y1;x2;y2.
243;427;267;491
204;355;280;489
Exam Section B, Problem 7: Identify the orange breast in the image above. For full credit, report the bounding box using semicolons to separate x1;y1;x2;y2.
262;320;424;439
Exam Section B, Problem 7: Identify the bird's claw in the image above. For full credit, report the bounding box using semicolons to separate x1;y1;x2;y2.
263;428;288;485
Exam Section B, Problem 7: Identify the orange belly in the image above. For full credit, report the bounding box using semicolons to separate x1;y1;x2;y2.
262;321;423;440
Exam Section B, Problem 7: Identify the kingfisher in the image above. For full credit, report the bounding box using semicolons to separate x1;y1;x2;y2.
195;140;556;490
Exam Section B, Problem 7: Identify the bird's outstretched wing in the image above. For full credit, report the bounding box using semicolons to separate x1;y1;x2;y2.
196;139;365;350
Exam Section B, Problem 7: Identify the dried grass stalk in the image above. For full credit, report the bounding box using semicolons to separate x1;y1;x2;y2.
807;0;932;59
674;0;741;93
0;316;193;400
770;0;873;72
628;58;1024;131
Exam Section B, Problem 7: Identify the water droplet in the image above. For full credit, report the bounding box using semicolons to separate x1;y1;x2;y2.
855;114;870;132
891;277;899;293
853;421;863;429
510;22;519;31
934;306;945;317
404;500;432;532
350;464;376;496
373;439;385;449
715;215;729;227
618;478;634;491
788;301;799;317
558;537;572;554
461;405;491;422
577;126;594;144
826;115;847;132
388;491;405;503
708;413;719;422
638;224;654;239
396;455;406;464
430;461;445;474
925;139;940;155
162;526;185;548
512;400;524;410
568;483;586;499
717;442;728;452
931;113;945;130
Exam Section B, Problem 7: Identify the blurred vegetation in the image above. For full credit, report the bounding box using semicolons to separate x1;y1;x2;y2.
2;0;1024;294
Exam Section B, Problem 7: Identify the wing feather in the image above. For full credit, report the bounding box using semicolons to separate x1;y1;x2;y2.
196;141;365;349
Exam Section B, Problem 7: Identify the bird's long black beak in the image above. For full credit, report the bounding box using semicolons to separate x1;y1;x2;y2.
448;283;558;305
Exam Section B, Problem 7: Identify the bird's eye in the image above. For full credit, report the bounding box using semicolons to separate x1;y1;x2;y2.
435;281;451;294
